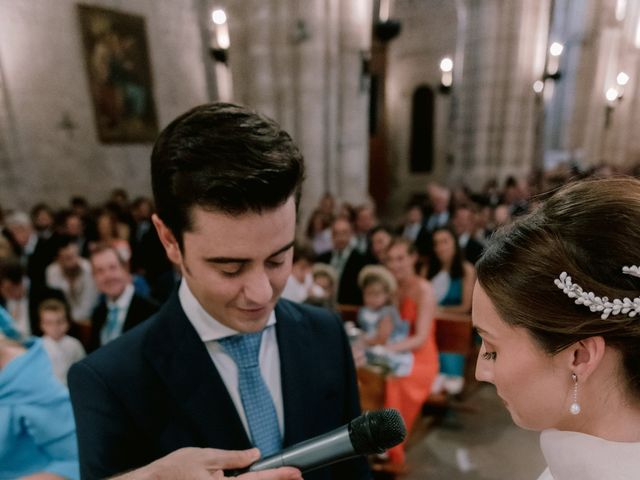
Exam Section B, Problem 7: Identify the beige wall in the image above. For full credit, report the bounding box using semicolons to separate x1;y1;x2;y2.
1;0;640;221
0;0;208;209
385;0;458;214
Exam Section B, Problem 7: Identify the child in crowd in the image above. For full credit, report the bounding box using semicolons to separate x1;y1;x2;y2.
356;265;413;376
305;263;338;310
281;243;315;303
39;299;86;385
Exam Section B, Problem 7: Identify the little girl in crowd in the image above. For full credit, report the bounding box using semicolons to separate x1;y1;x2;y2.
356;265;413;376
305;263;338;310
39;299;86;386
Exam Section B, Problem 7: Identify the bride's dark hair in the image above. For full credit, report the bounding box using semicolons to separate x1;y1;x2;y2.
477;176;640;399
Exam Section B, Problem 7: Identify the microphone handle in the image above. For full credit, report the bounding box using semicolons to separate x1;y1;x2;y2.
249;425;356;473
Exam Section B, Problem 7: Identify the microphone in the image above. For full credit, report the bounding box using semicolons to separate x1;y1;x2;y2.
248;408;406;474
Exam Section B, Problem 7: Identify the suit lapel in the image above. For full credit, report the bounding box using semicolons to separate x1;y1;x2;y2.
123;295;141;331
275;301;314;447
93;301;108;333
143;294;251;450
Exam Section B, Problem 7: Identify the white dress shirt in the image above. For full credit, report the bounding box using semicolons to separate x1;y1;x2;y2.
178;280;284;438
311;229;333;256
426;211;449;231
6;296;30;337
281;272;313;303
402;222;422;242
45;258;99;322
458;232;470;249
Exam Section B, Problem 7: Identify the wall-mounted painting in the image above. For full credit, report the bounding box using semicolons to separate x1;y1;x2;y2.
77;4;158;143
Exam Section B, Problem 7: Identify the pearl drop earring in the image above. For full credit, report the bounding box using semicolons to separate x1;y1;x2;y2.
569;373;581;415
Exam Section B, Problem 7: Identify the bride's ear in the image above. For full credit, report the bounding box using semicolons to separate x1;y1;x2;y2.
568;336;606;381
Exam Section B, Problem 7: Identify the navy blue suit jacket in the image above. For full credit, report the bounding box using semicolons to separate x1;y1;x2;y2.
68;293;370;480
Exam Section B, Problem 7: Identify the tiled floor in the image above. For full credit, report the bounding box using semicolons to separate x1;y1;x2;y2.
403;384;546;479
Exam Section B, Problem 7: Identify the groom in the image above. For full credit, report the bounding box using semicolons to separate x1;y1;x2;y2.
68;102;370;480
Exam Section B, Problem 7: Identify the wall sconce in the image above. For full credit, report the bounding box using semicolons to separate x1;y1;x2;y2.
605;88;618;129
290;19;311;45
534;41;564;99
57;112;78;139
604;72;630;127
209;8;230;63
604;73;629;129
374;20;401;42
616;71;630;96
532;80;545;95
606;87;621;102
360;50;371;92
439;57;453;94
374;0;401;42
544;42;563;81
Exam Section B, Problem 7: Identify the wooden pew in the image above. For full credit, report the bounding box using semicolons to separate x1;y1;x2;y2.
357;365;387;413
336;303;359;323
354;313;475;477
342;302;476;410
356;315;475;410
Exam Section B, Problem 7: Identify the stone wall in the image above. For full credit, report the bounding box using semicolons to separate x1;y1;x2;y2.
2;0;639;221
385;0;458;213
0;0;208;210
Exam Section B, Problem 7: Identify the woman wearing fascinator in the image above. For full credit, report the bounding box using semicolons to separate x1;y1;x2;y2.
472;177;640;479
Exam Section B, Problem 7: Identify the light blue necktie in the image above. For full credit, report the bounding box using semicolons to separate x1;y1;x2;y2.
101;305;119;345
219;330;282;457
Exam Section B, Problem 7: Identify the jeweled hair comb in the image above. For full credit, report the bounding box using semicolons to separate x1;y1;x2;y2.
554;266;640;320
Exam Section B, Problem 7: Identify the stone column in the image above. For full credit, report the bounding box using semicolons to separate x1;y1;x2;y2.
580;1;640;168
0;20;24;207
449;0;550;189
216;0;372;225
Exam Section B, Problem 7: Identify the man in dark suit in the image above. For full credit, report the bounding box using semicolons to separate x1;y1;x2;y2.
0;258;66;337
88;244;158;352
452;205;485;264
68;103;370;480
353;204;377;255
28;203;60;291
316;217;368;305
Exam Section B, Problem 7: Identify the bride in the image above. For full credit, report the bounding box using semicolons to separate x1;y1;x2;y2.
472;177;640;479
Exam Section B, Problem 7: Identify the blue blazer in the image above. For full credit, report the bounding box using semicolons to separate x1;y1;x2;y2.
68;293;370;480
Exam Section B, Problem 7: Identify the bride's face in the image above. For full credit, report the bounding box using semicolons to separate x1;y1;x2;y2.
472;282;576;431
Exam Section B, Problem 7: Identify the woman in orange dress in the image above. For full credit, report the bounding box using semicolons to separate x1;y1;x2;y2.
383;237;439;466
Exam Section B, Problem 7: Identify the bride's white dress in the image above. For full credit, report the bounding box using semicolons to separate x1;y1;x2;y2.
537;429;640;479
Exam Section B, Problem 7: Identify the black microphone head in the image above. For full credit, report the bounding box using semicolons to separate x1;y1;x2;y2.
348;408;407;454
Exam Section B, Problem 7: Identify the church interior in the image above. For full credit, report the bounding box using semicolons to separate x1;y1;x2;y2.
1;0;638;478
